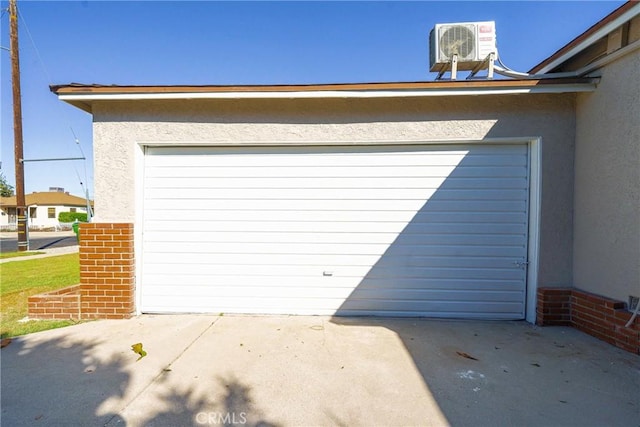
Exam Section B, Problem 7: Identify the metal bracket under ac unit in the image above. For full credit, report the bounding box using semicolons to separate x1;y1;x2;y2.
435;52;496;81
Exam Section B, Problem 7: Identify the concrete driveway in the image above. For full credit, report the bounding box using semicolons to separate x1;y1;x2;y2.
1;315;638;426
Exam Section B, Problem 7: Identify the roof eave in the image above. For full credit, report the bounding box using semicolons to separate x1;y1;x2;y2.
52;79;599;113
530;1;640;74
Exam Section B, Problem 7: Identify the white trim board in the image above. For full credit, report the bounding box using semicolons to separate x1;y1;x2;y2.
59;84;597;103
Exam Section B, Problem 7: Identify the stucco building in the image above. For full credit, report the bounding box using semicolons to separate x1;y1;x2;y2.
39;2;639;353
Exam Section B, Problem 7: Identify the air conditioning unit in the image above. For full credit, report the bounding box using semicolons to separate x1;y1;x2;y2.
429;21;497;73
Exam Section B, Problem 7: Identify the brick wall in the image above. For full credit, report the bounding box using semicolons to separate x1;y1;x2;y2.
28;285;81;320
536;288;572;326
79;223;135;319
537;287;640;355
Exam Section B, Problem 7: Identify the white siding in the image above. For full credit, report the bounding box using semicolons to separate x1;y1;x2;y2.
141;143;529;318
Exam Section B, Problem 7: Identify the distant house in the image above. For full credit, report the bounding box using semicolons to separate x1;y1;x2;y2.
0;190;93;230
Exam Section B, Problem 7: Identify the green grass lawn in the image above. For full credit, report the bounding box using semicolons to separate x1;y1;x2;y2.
0;251;45;260
1;253;81;338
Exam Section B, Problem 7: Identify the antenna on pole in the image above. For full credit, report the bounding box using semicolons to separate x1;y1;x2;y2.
9;0;28;251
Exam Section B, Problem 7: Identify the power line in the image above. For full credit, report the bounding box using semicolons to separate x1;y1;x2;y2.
17;7;92;198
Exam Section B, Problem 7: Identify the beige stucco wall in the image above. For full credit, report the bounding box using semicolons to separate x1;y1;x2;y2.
92;93;576;288
575;51;640;302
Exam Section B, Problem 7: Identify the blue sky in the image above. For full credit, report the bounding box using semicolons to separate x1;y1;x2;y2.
0;1;626;198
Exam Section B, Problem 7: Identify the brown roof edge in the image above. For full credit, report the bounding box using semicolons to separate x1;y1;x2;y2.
529;1;639;73
0;192;93;207
50;78;597;95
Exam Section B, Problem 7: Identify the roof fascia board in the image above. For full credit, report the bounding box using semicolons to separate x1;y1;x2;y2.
58;83;597;103
533;2;640;74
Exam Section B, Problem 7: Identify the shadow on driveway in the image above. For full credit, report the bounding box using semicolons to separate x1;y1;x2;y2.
1;316;638;426
0;316;279;426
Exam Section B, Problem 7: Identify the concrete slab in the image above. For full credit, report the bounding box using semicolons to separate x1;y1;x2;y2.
0;315;218;426
1;315;639;427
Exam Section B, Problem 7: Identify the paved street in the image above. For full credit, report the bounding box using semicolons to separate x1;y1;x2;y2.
0;231;77;253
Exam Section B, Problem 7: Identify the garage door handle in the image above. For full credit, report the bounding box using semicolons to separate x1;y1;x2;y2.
513;260;529;268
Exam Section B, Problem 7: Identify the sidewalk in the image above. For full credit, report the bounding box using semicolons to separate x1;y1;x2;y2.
0;230;75;239
0;244;79;264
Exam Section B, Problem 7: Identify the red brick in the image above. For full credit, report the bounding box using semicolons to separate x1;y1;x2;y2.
606;314;633;327
573;312;607;329
85;290;106;296
604;300;626;310
104;313;131;319
573;305;607;321
105;302;125;308
112;272;132;278
96;272;114;278
543;294;571;302
615;326;640;339
104;290;122;297
539;287;572;295
614;310;636;321
615;342;640;354
83;229;104;235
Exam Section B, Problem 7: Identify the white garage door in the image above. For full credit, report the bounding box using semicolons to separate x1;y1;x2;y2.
141;143;529;319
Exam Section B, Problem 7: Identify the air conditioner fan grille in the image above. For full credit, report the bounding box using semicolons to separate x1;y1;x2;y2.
439;25;475;60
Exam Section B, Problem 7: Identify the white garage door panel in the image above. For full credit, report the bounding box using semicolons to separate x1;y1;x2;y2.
145;210;526;223
143;285;522;303
146;153;525;173
144;231;526;246
141;144;529;318
144;262;525;281
144;274;523;290
144;250;527;268
141;296;524;318
144;221;526;235
143;198;525;212
145;242;524;259
145;188;526;200
146;177;528;190
144;242;524;258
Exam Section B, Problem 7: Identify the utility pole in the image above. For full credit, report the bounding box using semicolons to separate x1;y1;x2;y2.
9;0;28;251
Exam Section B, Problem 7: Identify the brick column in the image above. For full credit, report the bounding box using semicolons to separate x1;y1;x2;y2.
79;223;135;319
536;288;572;326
